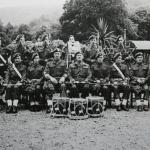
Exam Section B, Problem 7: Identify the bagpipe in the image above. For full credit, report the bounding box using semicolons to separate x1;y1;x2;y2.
110;78;130;87
130;77;146;86
25;79;43;93
130;77;147;94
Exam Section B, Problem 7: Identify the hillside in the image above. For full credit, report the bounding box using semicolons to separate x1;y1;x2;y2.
0;0;149;25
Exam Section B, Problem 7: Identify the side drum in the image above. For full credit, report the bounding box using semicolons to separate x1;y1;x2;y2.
87;96;105;117
51;96;69;117
68;98;88;120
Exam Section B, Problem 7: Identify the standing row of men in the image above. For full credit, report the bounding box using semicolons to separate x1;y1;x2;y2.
3;45;150;114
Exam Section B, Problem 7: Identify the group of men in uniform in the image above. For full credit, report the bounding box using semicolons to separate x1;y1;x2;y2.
0;34;150;114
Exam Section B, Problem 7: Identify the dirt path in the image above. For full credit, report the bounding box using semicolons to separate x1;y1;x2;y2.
0;109;150;150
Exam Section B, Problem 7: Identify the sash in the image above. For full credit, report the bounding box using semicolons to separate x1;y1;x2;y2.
8;55;22;79
112;63;125;79
12;63;22;79
0;54;6;64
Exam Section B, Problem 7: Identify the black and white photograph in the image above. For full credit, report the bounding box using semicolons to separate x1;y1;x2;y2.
0;0;150;149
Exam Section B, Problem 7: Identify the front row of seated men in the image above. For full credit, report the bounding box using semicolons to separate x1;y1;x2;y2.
3;48;150;113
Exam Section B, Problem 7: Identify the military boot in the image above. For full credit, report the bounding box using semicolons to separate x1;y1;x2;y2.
122;105;129;111
46;106;52;114
143;105;148;111
137;105;143;112
6;106;12;113
12;106;18;113
116;105;121;111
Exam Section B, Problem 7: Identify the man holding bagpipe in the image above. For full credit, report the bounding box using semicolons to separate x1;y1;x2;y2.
68;51;92;98
91;52;111;108
5;53;26;113
65;35;81;67
83;35;99;66
43;48;68;113
110;52;130;111
130;52;150;111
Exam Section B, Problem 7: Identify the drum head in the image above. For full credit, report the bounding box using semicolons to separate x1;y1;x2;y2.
92;103;103;114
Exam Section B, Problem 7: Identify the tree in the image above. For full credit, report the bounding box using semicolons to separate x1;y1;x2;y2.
4;22;15;40
50;23;62;39
17;24;32;41
91;18;117;48
29;15;53;40
130;7;150;40
60;0;135;42
0;32;11;47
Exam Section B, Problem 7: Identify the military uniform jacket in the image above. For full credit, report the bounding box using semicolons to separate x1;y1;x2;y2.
91;62;110;80
83;47;98;65
130;63;150;82
69;61;92;82
110;63;129;79
27;62;44;80
5;63;26;83
44;59;67;78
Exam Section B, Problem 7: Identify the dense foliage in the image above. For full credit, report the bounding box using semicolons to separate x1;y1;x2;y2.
59;0;137;41
0;0;150;47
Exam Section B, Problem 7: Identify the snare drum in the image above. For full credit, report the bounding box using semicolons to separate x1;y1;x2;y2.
68;98;88;120
51;96;70;117
86;96;105;117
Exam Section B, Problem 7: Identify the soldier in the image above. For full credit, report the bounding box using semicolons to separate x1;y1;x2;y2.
5;53;26;113
67;35;81;54
44;48;68;113
15;34;26;56
26;53;44;111
130;52;150;111
91;52;111;108
0;47;11;106
68;51;92;98
110;53;130;111
65;35;81;65
84;35;99;65
38;34;52;61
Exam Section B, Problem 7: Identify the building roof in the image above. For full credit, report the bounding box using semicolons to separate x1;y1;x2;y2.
130;40;150;50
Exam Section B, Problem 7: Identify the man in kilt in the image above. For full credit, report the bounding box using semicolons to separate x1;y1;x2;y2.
5;53;26;113
44;48;68;113
91;52;111;108
110;52;130;111
130;52;150;111
26;53;44;111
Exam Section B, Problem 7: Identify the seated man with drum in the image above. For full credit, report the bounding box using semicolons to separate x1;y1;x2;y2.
83;35;99;66
44;48;68;113
91;52;110;108
130;52;150;111
68;51;92;98
110;52;130;111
